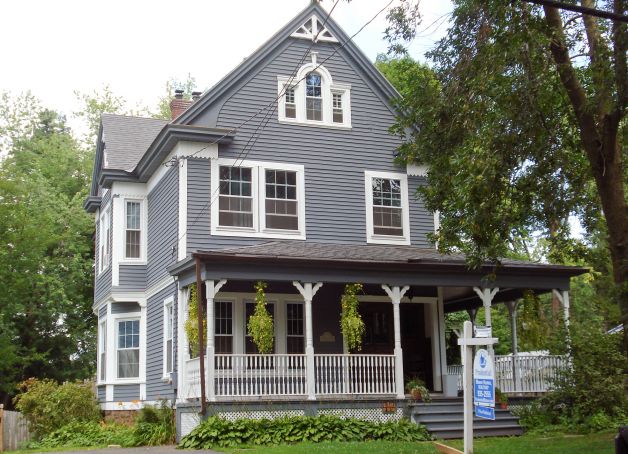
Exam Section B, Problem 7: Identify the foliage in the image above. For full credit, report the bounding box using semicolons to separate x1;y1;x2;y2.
405;377;431;403
73;85;127;146
134;401;176;446
31;421;136;449
13;378;101;438
494;388;507;405
180;416;431;449
340;283;365;352
247;281;275;354
185;284;205;358
153;74;198;120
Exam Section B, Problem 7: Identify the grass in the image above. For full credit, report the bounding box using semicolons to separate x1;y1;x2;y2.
223;440;439;454
444;431;616;453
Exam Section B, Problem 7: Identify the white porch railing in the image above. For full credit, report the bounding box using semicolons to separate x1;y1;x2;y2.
184;354;396;399
315;354;396;395
447;354;568;394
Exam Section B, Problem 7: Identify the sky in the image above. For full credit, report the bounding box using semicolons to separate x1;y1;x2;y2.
0;0;453;135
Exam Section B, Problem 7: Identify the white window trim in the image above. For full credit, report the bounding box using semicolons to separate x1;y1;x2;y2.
210;159;306;240
121;198;147;264
98;204;111;274
277;62;351;129
162;297;174;380
97;318;107;384
214;299;235;354
111;312;143;384
364;170;411;245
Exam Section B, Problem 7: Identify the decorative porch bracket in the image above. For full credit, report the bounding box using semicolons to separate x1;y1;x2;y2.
205;279;227;402
473;287;499;357
552;289;571;347
293;281;323;400
382;284;410;400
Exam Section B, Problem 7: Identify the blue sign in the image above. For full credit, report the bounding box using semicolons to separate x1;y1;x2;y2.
475;405;495;420
473;349;495;408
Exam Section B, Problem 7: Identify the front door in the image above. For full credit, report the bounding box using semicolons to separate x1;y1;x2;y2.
360;303;393;354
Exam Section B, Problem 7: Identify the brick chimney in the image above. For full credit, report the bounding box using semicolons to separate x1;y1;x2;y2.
170;89;193;120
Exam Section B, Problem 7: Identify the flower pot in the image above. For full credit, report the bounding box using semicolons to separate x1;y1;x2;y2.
499;402;508;409
411;389;422;400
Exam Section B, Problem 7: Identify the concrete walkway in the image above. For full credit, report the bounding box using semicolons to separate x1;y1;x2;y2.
38;447;223;454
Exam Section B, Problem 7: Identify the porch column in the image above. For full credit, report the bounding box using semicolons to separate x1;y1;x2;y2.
505;300;519;392
205;279;227;402
552;289;571;347
293;281;323;400
473;287;499;357
382;284;410;400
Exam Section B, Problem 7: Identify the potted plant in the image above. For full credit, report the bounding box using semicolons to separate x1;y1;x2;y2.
405;377;432;402
495;387;508;409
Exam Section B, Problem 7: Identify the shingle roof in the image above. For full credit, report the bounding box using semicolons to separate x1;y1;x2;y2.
101;114;168;171
196;241;580;272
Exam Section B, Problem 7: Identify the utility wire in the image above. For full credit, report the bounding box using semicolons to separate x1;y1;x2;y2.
521;0;628;22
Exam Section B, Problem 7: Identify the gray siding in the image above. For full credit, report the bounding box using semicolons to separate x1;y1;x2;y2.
119;264;147;292
111;302;140;314
408;177;434;246
188;38;432;250
146;283;177;401
97;385;106;401
113;384;140;401
94;191;112;303
147;167;178;287
98;304;107;319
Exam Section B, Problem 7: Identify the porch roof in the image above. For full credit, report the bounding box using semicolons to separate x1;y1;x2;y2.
169;242;586;312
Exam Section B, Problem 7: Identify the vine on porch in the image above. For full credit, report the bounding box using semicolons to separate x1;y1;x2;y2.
185;283;206;358
248;281;274;353
341;283;365;352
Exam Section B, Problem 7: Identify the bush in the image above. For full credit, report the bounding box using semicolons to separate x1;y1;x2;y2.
13;378;101;438
32;421;136;449
179;415;431;449
134;401;175;445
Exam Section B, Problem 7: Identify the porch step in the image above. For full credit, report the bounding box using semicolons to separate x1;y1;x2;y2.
410;399;524;440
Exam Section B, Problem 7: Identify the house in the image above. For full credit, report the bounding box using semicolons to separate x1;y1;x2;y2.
84;2;585;438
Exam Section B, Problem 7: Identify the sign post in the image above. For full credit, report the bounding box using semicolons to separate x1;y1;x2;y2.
458;321;498;454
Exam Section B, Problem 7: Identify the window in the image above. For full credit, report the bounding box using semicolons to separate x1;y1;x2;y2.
215;300;233;354
277;62;351;128
98;319;107;382
286;303;304;354
245;301;275;354
163;299;174;376
124;201;141;259
211;159;305;239
305;72;322;121
218;166;253;228
332;93;343;123
117;319;140;379
284;87;296;118
98;206;110;273
265;169;298;230
365;171;410;245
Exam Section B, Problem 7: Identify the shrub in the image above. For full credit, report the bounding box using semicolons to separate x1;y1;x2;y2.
13;378;101;438
32;421;136;448
179;415;431;449
134;401;175;445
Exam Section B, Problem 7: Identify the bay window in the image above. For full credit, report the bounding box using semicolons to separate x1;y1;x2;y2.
117;319;140;379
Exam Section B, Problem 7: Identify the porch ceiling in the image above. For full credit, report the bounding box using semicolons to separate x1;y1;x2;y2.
169;242;586;307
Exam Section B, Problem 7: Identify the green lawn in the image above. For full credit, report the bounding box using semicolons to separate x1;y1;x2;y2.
224;440;439;454
445;432;616;453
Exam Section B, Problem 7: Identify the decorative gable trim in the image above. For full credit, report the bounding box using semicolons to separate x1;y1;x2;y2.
291;14;338;42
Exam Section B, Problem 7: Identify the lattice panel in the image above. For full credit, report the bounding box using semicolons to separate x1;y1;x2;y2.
180;412;201;438
217;409;305;421
318;407;404;422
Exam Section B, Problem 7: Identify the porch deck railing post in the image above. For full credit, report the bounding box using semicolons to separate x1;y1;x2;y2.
293;281;323;401
205;279;227;402
382;284;409;400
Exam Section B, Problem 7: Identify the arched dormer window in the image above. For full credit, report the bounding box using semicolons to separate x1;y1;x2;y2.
277;56;351;129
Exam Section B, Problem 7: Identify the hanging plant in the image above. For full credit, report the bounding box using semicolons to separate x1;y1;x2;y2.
185;284;206;358
247;281;274;354
341;283;365;352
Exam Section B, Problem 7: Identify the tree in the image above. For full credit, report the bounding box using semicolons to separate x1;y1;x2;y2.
153;75;198;120
384;0;628;349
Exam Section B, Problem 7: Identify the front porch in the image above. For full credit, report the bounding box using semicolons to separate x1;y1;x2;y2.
171;242;585;405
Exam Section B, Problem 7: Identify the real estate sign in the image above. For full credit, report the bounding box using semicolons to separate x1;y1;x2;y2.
473;348;495;420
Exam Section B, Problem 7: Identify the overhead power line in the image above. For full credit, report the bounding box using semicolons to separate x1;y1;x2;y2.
521;0;628;23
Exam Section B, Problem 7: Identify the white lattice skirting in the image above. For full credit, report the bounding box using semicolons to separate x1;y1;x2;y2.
217;409;306;421
319;407;404;422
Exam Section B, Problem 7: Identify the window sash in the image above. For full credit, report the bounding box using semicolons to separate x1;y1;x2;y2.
117;319;140;379
99;208;110;273
306;72;322;121
218;166;254;228
264;169;299;231
124;201;142;259
215;301;233;355
286;303;304;354
99;320;106;381
164;303;174;374
285;87;296;118
371;177;404;236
